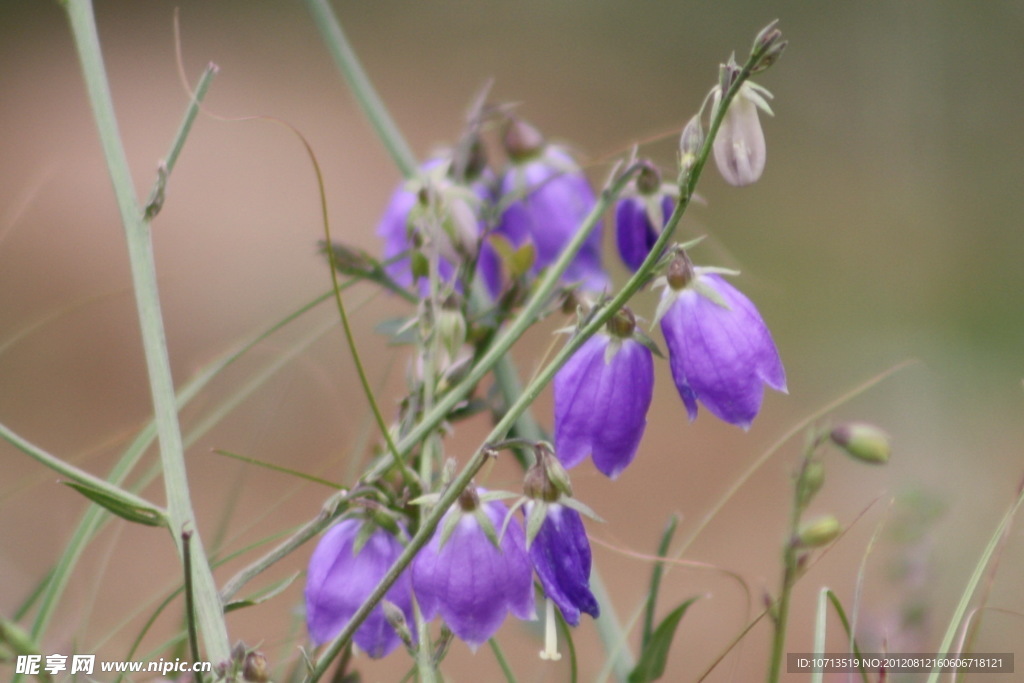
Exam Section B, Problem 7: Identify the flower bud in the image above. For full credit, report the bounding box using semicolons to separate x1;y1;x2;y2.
712;82;773;187
797;514;841;548
830;422;891;465
383;598;415;651
797;460;825;507
242;651;269;683
503;117;545;161
436;299;467;361
679;115;704;177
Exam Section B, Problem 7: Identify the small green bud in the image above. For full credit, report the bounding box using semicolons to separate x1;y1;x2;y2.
797;514;841;548
797;460;825;507
436;299;467;360
679;115;704;175
830;422;891;465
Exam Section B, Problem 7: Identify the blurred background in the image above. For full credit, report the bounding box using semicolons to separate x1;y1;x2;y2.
2;0;1023;680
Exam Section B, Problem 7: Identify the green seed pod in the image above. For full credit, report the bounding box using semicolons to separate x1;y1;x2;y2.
831;422;891;465
797;460;825;507
797;514;841;548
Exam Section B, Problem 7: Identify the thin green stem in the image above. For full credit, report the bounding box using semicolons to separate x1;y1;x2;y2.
305;0;417;178
62;0;229;662
144;63;218;218
768;442;820;683
488;638;517;683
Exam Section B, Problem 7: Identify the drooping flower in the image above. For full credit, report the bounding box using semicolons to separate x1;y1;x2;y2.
527;503;598;626
554;308;654;478
412;488;535;649
520;445;598;628
712;81;774;187
495;118;608;292
615;161;675;272
305;518;414;657
658;256;786;429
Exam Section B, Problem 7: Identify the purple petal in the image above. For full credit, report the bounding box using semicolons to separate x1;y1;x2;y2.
497;147;607;292
412;497;535;649
528;504;598;626
554;334;654;478
661;274;785;428
615;195;673;272
305;520;413;657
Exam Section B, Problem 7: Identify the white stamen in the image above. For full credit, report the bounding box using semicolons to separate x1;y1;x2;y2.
539;598;562;661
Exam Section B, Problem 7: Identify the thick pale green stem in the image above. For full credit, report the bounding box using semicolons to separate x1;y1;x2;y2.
62;0;229;664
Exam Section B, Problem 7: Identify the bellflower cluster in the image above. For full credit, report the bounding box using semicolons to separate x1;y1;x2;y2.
305;518;415;658
376;118;606;300
657;254;787;429
313;22;795;672
412;487;535;649
554;308;654;479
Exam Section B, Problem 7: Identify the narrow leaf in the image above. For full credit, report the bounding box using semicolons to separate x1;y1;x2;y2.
63;482;166;527
642;514;680;648
628;597;699;683
225;571;302;613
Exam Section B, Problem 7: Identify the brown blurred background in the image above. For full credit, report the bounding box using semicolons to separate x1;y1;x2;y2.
2;1;1023;680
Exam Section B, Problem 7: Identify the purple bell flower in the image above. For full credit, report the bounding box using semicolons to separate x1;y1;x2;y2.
554;310;654;479
304;519;414;657
615;194;675;272
527;503;598;626
412;489;536;649
659;266;786;429
496;118;608;292
615;160;675;272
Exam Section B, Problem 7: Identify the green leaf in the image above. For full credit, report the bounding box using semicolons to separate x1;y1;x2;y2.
224;571;302;613
63;482;166;527
628;597;699;683
642;514;680;648
489;234;536;279
0;616;43;662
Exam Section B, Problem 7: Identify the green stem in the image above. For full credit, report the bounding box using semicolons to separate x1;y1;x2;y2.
489;638;517;683
144;63;218;218
767;447;816;683
62;0;229;664
305;0;417;179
